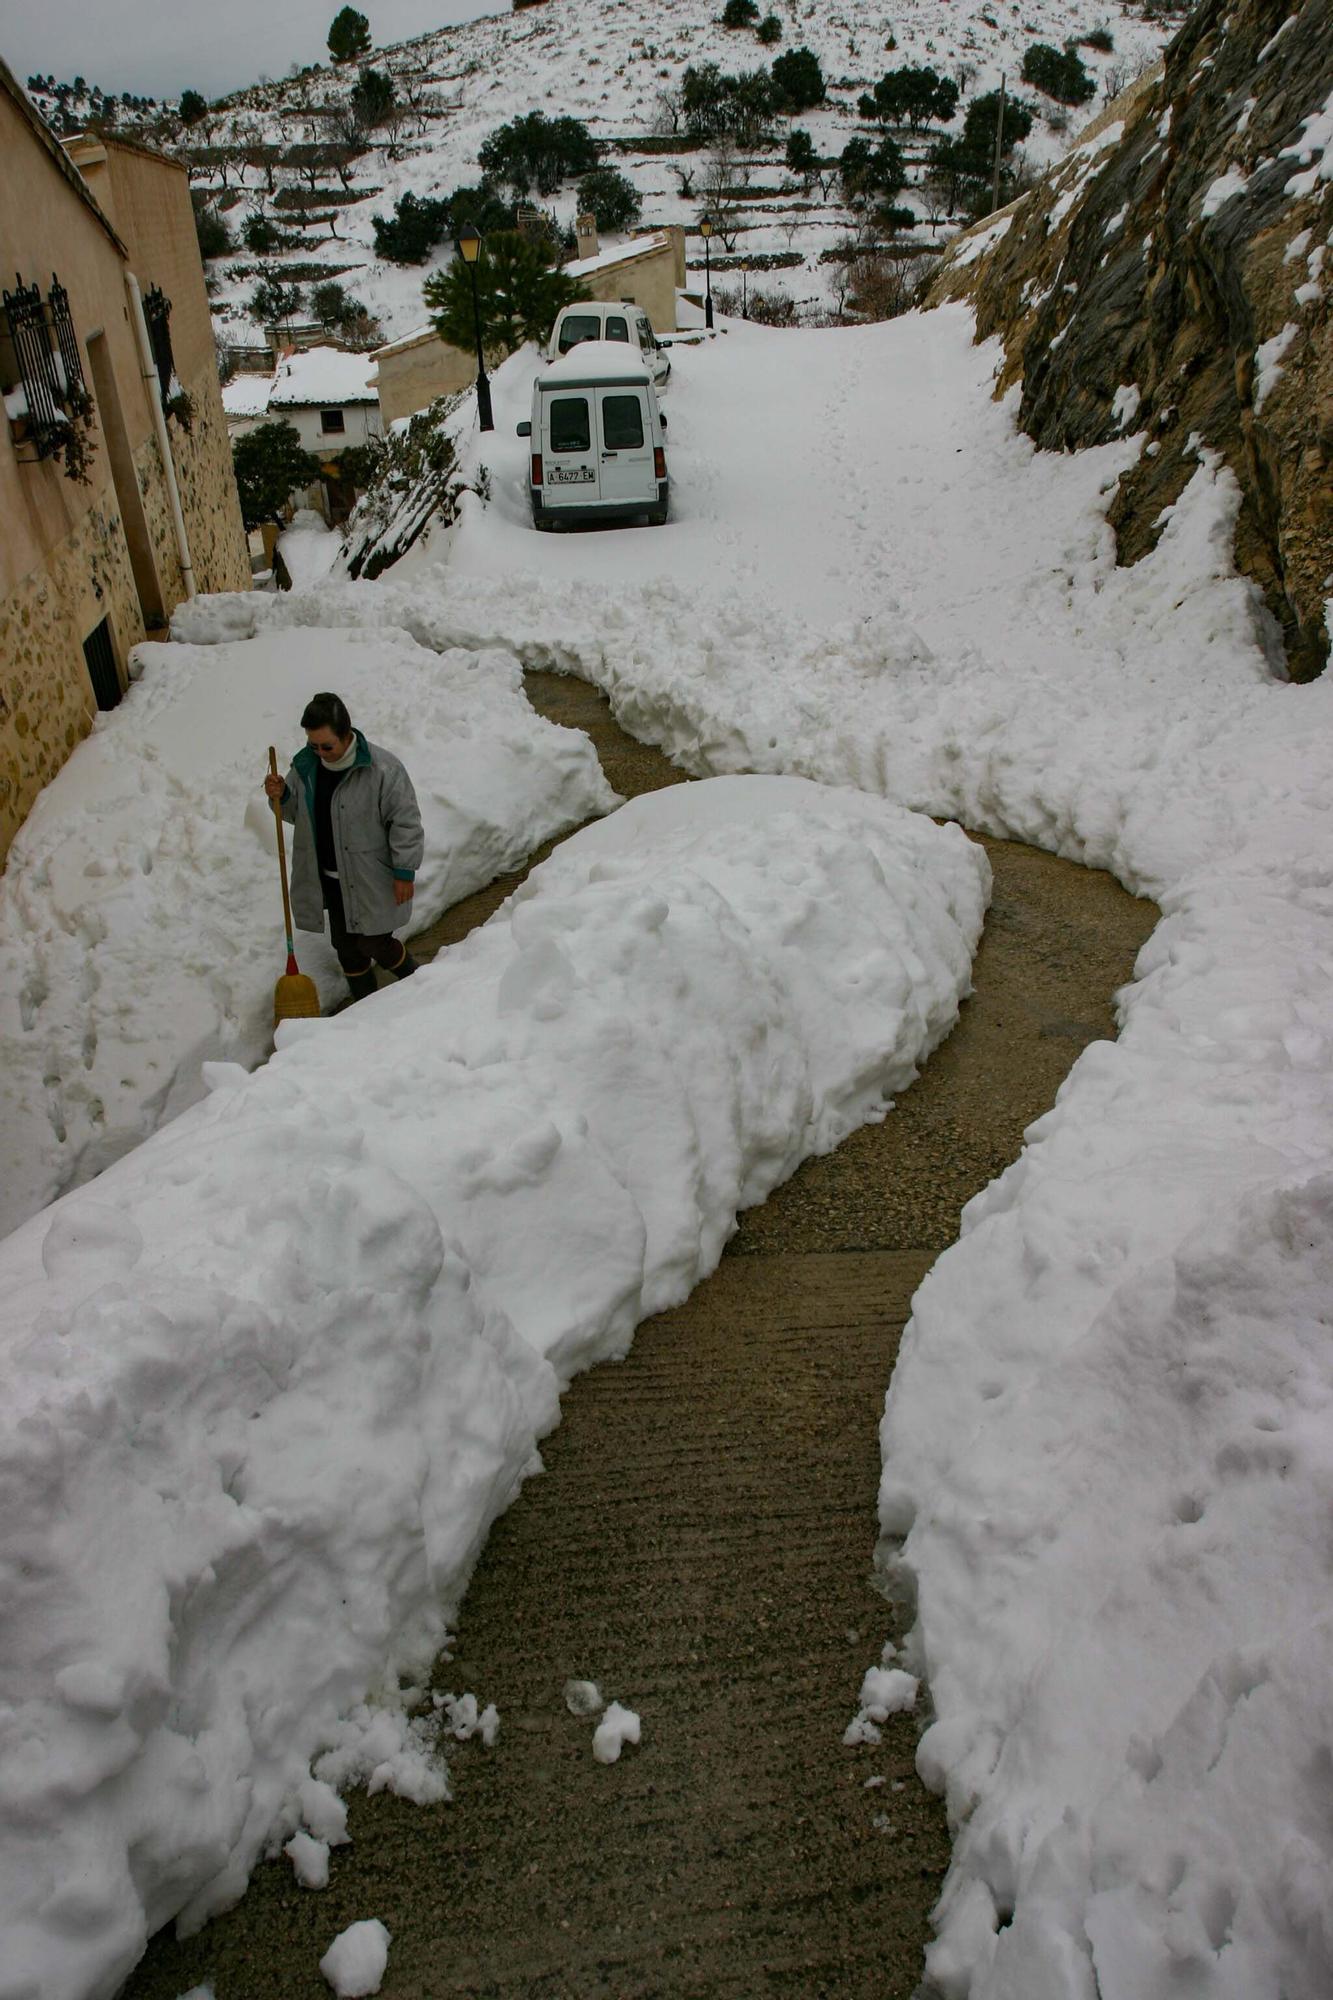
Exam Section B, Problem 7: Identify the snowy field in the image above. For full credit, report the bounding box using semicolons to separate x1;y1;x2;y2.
0;625;615;1238
210;305;1331;1996
0;775;987;2000
3;290;1333;2000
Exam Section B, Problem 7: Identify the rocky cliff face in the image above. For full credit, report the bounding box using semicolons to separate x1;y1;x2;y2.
927;0;1332;679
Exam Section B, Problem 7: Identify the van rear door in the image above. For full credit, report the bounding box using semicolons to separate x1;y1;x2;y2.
542;390;599;504
594;386;654;506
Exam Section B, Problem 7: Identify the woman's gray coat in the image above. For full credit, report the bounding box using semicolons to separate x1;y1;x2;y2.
279;731;424;937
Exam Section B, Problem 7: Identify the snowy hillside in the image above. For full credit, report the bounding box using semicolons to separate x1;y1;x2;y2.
146;0;1178;344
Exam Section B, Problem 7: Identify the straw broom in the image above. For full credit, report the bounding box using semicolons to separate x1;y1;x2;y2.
268;746;321;1026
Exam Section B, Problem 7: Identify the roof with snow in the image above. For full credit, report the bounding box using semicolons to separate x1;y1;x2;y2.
542;339;652;387
563;231;672;280
267;346;378;408
221;374;273;418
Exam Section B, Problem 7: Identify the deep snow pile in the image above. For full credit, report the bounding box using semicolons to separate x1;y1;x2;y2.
0;775;987;2000
245;308;1333;1996
0;621;615;1240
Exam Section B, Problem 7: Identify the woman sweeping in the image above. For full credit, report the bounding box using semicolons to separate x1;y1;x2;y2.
264;692;424;1008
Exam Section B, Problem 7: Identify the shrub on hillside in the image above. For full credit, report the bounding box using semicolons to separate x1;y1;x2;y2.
721;0;759;25
248;272;305;326
840;133;906;207
771;47;826;111
478;111;600;197
1021;43;1096;105
576;165;642;234
243;211;282;253
858;64;958;131
372;185;514;263
350;66;395;127
193;204;233;260
1080;25;1114;52
178;88;208;125
756;15;782;44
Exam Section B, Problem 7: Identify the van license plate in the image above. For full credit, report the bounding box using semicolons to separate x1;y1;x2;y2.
548;465;596;485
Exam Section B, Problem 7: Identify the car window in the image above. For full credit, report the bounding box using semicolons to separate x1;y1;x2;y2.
549;396;591;453
604;316;630;342
557;314;601;354
602;394;645;451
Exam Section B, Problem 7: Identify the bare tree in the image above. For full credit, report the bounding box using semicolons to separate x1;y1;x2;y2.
699;139;751;253
654;84;684;137
672;160;698;199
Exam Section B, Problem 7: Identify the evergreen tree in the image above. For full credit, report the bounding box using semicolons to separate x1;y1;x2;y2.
233;421;319;530
350;66;394;127
328;7;372;63
178;88;208;125
857;65;958;131
721;0;759;24
423;231;589;359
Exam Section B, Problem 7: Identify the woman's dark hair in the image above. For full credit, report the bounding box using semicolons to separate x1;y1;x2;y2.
301;692;352;737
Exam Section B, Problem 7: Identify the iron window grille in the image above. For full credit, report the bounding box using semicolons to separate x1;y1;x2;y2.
2;271;93;462
142;284;175;410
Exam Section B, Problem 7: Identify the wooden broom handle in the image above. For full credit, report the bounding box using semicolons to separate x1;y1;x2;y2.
268;746;297;949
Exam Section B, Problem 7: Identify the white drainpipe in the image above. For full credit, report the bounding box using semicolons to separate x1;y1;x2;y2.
125;270;196;600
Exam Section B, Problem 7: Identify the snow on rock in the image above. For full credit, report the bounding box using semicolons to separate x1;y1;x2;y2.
0;622;616;1240
0;774;985;2000
319;1919;391;1998
592;1702;642;1765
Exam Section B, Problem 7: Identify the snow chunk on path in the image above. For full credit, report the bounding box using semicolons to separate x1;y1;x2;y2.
593;1702;641;1765
0;775;986;2000
0;623;616;1240
320;1918;391;1997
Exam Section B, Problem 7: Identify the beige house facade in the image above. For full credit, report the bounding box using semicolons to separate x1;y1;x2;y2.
0;60;249;866
373;225;686;427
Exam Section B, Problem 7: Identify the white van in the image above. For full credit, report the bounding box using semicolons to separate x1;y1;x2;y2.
518;341;670;530
546;300;671;387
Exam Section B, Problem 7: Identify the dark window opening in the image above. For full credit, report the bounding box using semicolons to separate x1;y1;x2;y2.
142;284;175;411
549;396;591;453
557;313;600;354
320;408;346;434
604;316;629;342
602;394;645;450
83;616;122;711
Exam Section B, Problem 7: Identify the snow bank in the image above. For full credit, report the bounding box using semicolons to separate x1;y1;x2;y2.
0;776;986;2000
0;622;615;1240
316;310;1333;1999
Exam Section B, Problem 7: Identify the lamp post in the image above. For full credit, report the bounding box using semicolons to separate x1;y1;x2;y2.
700;214;714;331
456;222;494;433
741;259;749;320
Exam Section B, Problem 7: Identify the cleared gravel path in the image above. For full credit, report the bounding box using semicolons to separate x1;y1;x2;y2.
124;675;1155;2000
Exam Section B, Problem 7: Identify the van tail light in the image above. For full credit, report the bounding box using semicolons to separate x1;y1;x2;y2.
531;453;543;486
653;446;666;480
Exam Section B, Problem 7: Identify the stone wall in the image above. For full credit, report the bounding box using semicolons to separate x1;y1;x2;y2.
171;358;252;595
0;498;143;860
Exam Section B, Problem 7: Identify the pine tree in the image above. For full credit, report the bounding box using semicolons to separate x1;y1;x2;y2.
328;7;372;63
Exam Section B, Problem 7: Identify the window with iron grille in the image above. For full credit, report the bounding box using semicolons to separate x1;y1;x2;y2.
142;285;174;410
2;271;96;480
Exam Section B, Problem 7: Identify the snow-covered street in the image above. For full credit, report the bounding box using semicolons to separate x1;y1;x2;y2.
4;298;1333;1999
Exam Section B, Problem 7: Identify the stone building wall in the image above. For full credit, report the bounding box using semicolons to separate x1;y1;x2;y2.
0;498;143;859
171;354;253;596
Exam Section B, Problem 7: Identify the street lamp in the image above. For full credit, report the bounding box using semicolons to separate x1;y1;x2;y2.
741;259;749;320
700;214;714;331
456;222;494;433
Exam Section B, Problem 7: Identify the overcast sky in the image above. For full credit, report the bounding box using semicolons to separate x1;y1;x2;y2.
0;0;501;101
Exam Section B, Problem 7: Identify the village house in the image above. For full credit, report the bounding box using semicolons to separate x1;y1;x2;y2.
0;57;250;866
223;344;382;528
373;223;686;427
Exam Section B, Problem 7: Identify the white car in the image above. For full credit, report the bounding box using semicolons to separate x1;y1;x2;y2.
546;300;671;388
